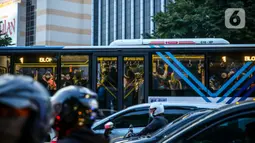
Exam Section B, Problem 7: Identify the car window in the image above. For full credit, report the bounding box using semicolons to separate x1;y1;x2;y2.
113;110;149;128
164;108;193;122
187;115;255;143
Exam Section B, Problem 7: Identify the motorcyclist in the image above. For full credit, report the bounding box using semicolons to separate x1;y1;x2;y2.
51;85;109;143
133;102;168;137
0;74;54;143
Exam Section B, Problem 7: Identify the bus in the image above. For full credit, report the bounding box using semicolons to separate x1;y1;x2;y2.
1;38;255;111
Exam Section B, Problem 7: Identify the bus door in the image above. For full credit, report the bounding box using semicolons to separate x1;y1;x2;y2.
123;57;145;109
92;54;148;111
94;56;119;111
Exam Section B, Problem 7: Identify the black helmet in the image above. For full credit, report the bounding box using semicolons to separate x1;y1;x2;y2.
51;86;99;138
0;74;53;143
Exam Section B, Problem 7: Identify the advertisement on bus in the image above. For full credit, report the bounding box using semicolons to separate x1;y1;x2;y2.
0;0;20;45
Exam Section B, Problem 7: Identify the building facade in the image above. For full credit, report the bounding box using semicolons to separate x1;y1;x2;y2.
92;0;173;46
0;0;92;46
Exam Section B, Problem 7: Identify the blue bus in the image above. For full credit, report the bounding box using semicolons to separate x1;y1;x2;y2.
1;38;255;111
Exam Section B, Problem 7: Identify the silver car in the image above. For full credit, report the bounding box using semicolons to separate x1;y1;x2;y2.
92;102;225;140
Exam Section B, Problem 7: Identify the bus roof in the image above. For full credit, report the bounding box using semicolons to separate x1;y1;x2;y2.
1;44;255;50
109;38;230;46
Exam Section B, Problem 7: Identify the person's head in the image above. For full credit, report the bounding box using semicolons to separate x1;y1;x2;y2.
149;102;164;118
45;71;51;80
61;74;65;80
170;72;177;82
51;86;99;138
0;74;53;143
65;74;71;80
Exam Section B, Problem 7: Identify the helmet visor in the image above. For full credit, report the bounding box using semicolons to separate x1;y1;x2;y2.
0;105;30;117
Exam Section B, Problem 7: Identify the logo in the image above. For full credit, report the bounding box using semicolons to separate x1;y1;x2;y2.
225;8;245;29
39;57;53;63
244;56;255;62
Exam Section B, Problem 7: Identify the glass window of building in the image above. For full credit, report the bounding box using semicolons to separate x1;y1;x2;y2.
117;0;122;39
14;54;57;95
143;0;151;35
134;0;140;39
60;55;90;88
109;0;115;43
151;54;205;96
0;56;10;75
101;0;106;45
125;0;131;39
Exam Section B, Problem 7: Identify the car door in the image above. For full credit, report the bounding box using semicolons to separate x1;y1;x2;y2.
109;109;149;139
166;110;255;143
93;108;149;138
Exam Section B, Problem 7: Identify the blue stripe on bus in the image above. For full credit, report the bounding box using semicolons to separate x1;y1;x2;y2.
226;75;255;104
238;86;255;102
160;45;252;98
155;52;211;102
217;65;255;103
164;51;213;96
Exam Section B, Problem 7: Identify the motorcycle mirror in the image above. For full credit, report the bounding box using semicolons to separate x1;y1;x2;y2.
104;122;114;130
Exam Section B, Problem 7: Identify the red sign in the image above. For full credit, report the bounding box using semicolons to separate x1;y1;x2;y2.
0;18;16;36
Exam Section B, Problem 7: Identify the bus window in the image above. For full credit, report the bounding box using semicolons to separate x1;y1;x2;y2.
123;57;144;108
208;53;255;97
97;57;118;111
14;54;57;95
152;54;205;95
60;55;89;88
0;56;10;75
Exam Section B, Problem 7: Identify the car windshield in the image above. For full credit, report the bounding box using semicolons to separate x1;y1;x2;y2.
150;109;215;137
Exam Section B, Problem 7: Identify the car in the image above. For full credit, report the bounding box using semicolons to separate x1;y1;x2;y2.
159;99;255;143
92;102;225;140
113;109;215;143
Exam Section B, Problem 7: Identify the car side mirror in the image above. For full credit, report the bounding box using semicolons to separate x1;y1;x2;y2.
104;122;114;130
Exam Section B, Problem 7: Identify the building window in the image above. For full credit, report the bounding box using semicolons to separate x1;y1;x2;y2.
109;0;114;44
25;0;36;46
143;0;150;35
93;0;99;45
101;0;106;45
134;0;140;39
125;0;131;39
117;0;122;39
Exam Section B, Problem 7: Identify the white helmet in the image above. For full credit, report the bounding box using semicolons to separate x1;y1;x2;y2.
149;102;164;117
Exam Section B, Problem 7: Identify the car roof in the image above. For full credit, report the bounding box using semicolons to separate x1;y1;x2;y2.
126;102;226;110
92;102;225;128
161;100;255;142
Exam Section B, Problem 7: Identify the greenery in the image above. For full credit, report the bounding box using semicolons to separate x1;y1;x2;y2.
152;0;255;43
0;31;13;46
0;21;13;46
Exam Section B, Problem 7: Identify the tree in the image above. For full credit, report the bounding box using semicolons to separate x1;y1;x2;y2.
0;21;13;46
0;32;13;46
152;0;255;43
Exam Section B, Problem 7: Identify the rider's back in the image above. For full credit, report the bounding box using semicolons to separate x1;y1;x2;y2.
149;116;168;131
